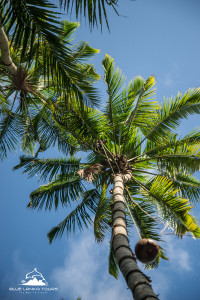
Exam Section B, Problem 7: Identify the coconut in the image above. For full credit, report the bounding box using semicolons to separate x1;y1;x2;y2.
135;238;159;264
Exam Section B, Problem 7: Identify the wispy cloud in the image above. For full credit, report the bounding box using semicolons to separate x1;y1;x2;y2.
162;63;180;88
164;74;173;87
164;235;192;272
141;235;193;299
51;232;131;300
148;271;169;300
51;231;194;300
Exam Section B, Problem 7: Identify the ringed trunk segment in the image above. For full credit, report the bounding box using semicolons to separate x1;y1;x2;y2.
0;27;18;76
112;172;158;300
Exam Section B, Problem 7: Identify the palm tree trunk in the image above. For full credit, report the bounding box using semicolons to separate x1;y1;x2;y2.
112;172;159;300
0;26;18;75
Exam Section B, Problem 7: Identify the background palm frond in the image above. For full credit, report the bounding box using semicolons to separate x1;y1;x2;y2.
94;184;111;242
139;176;200;238
108;239;119;279
47;188;100;243
1;2;100;106
28;174;84;210
14;156;82;181
59;0;119;30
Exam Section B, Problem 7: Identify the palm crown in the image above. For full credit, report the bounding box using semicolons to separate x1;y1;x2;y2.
0;0;101;100
0;16;100;160
16;55;200;294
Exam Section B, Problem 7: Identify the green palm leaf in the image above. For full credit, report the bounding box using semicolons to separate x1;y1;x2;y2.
53;103;107;151
29;174;84;210
59;0;118;30
108;240;119;279
173;173;200;203
125;194;161;242
123;75;158;128
0;111;21;160
33;107;79;155
142;130;200;159
14;156;82;181
143;88;200;143
47;188;100;243
1;2;100;106
156;154;200;173
139;176;200;238
94;184;111;242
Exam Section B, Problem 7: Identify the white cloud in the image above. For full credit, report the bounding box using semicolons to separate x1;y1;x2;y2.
142;235;193;300
51;231;193;300
164;235;192;272
163;63;180;88
149;271;169;300
51;232;131;300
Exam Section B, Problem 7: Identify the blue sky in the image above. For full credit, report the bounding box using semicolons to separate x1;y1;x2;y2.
1;0;200;299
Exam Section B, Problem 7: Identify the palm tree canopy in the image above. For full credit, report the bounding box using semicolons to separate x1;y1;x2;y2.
0;0;119;33
0;18;100;160
0;1;100;104
15;54;200;275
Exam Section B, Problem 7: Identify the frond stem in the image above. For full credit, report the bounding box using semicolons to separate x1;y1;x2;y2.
124;196;142;239
100;140;120;173
122;84;145;156
131;168;158;176
125;187;165;226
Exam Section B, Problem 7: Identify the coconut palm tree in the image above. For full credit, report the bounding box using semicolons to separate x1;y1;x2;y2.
0;1;100;102
0;16;100;160
15;55;200;299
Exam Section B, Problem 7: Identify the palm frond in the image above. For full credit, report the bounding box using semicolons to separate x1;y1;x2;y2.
33;107;79;155
102;56;125;119
108;239;119;279
136;128;200;164
21;113;36;155
124;127;144;158
125;193;161;242
94;184;111;242
28;174;84;210
47;188;100;243
173;172;200;203
123;75;160;156
0;111;21;160
1;0;62;60
14;156;81;182
143;88;200;143
139;176;200;238
53;103;107;151
134;140;200;174
124;75;158;129
102;54;128;152
102;54;125;105
1;2;100;106
59;0;118;30
156;153;200;173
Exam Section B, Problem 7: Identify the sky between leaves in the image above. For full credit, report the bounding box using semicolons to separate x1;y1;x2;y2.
1;0;200;299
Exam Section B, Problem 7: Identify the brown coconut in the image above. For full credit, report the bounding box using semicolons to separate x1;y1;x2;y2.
135;238;159;264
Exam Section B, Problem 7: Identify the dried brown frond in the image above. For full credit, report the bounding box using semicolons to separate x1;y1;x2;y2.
78;163;105;182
